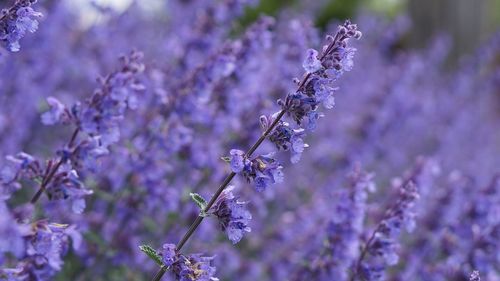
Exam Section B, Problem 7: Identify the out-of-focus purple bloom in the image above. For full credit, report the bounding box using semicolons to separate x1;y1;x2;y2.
0;152;41;194
76;51;145;147
260;114;308;163
470;271;481;281
292;166;375;281
209;186;252;244
356;181;419;281
0;0;42;52
62;136;109;172
0;266;24;280
0;200;26;259
45;165;93;213
1;220;80;280
229;150;283;192
41;97;72;125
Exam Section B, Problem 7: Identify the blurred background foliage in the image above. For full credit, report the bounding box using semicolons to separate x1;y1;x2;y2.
2;0;497;59
241;0;500;60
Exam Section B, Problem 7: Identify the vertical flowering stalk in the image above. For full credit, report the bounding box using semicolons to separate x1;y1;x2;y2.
0;0;42;53
144;20;361;281
351;181;420;281
0;51;145;212
292;166;375;281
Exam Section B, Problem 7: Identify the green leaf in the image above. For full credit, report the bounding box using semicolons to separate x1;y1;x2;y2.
139;245;163;266
189;192;208;211
220;156;231;162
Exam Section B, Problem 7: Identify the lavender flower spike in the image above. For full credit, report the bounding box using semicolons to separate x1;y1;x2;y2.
353;181;419;281
28;51;145;205
278;20;361;130
208;186;252;244
0;0;42;52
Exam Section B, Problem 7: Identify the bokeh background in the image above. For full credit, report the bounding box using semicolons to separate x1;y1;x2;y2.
1;0;499;281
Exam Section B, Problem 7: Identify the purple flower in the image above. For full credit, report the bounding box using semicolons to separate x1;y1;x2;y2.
278;20;361;129
0;200;26;259
45;165;93;213
470;271;481;281
229;149;247;173
0;152;41;193
172;254;218;281
260;114;308;163
356;181;420;281
302;49;322;73
312;78;337;109
278;92;320;130
161;243;177;267
27;223;66;270
228;150;283;192
209;186;252;244
2;221;80;280
0;1;42;52
41;97;71;126
76;51;145;147
292;166;375;281
159;244;218;281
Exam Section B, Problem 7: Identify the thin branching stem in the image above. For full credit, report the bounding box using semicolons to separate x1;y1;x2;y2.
151;34;341;281
30;128;80;204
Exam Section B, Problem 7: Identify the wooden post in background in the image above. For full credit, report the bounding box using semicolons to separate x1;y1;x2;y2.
408;0;499;60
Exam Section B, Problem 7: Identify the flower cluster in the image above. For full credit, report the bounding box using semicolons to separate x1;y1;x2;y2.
260;114;308;164
160;244;218;281
0;52;144;212
7;1;499;280
0;0;42;52
0;220;80;280
356;181;420;281
208;186;252;244
292;166;375;281
0;200;26;259
0;152;40;194
470;271;481;281
44;164;92;213
149;20;361;281
229;149;284;192
278;20;360;130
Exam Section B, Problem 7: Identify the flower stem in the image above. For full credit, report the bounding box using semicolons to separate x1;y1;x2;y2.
151;109;287;281
30;129;80;204
150;35;340;280
152;266;167;281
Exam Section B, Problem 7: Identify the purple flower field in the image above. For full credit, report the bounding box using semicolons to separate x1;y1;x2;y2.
0;0;499;280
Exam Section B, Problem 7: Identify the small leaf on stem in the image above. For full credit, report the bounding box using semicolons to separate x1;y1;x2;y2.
139;245;163;266
190;192;208;211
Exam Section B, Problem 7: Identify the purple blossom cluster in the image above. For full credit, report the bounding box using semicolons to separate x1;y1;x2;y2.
160;244;217;281
0;219;80;280
208;186;252;244
229;150;284;192
0;0;41;53
0;1;499;281
354;180;420;281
